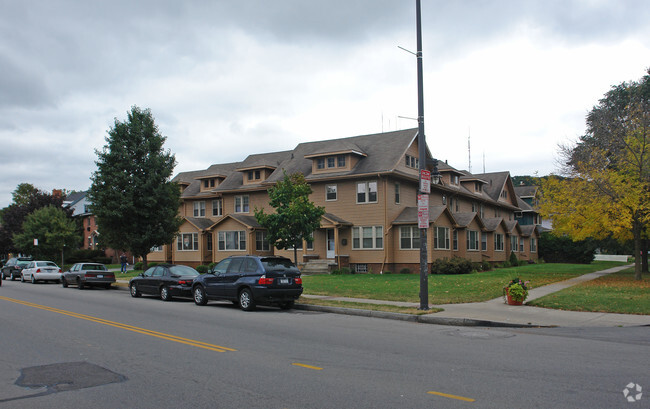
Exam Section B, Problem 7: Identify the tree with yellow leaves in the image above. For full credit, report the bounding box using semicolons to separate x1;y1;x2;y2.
541;69;650;281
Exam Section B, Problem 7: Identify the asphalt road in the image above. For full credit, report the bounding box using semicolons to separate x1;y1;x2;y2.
0;280;647;408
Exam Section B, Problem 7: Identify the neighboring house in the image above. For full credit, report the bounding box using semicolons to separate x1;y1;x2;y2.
148;128;540;272
513;184;543;226
63;191;132;263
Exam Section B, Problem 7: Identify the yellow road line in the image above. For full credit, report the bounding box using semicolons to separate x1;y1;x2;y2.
292;363;323;370
0;296;236;353
428;391;475;402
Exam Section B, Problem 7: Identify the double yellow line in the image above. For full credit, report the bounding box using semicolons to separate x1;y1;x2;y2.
0;296;236;353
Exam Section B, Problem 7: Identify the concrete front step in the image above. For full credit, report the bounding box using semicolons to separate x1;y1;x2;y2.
301;259;337;274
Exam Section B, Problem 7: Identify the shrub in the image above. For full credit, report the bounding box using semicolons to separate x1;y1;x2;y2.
481;261;492;271
539;232;596;264
66;249;109;264
399;267;411;274
134;261;143;270
196;265;208;274
509;251;519;267
431;257;474;275
331;267;352;275
208;262;217;270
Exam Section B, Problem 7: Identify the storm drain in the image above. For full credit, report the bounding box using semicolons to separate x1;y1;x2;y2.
1;361;126;403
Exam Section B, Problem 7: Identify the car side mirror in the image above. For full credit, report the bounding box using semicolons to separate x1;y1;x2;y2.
139;273;145;277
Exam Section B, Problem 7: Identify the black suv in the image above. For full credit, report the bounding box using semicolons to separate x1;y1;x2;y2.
192;256;303;311
1;257;33;281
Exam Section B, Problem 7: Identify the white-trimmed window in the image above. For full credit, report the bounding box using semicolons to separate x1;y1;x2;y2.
326;185;337;201
467;230;479;251
357;181;378;203
212;199;222;216
177;233;198;251
337;155;346;167
317;158;325;169
511;236;519;252
193;201;205;217
481;232;487;251
352;226;383;249
151;245;163;252
520;239;525;252
405;154;418;169
395;182;400;204
453;230;458;251
495;233;504;251
400;226;420;249
256;231;270;251
327;157;336;168
530;238;537;252
235;195;249;213
218;231;246;251
434;226;450;250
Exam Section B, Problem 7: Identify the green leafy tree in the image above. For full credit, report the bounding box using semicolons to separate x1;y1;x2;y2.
541;68;650;280
255;172;325;264
89;106;182;269
0;186;70;256
13;206;78;262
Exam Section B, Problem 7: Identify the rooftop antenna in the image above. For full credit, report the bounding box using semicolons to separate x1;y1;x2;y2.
483;150;486;173
468;127;472;173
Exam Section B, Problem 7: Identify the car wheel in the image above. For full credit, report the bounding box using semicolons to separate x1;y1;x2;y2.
238;288;256;311
31;275;36;284
11;273;17;281
193;286;208;306
77;278;84;290
61;278;68;288
160;286;172;301
130;284;141;297
104;284;111;289
279;301;295;310
20;274;25;282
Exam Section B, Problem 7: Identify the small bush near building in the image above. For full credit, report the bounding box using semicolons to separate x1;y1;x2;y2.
67;249;109;264
509;251;519;266
331;267;352;275
431;257;474;275
399;267;411;274
196;265;208;274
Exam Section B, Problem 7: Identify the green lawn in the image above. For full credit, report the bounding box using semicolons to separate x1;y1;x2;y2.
302;262;627;305
527;267;650;314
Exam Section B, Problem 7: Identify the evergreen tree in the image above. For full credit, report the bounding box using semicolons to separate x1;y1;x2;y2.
89;106;182;269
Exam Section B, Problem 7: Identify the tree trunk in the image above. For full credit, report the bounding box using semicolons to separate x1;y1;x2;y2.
293;247;298;266
642;238;648;274
142;254;148;272
633;221;643;280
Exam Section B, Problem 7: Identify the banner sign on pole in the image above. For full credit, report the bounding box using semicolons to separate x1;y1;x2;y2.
420;169;431;193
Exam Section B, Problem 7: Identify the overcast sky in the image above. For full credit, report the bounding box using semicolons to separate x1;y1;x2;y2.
1;0;649;207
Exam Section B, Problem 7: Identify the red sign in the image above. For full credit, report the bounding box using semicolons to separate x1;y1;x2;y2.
420;170;431;193
418;194;429;228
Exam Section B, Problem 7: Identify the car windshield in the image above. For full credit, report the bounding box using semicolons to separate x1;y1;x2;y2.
17;260;31;267
36;261;58;267
81;264;107;271
169;265;200;277
261;258;298;272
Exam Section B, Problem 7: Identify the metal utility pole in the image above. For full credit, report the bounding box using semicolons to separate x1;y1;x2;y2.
416;0;429;310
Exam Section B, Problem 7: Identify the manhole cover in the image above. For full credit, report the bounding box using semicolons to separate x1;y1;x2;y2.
16;361;126;393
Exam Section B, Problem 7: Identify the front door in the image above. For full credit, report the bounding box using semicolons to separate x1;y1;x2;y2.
326;229;335;259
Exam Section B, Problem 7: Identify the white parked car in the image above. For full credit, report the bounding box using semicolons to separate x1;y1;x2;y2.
21;261;62;284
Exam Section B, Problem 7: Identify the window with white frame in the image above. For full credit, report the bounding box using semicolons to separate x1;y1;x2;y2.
472;202;478;212
357;181;378;203
327;157;336;168
317;158;325;169
207;233;213;251
235;195;249;213
434;226;450;250
151;245;163;252
495;233;504;251
218;231;246;251
177;233;198;251
256;231;270;251
405;154;419;169
530;237;537;252
511;236;519;252
453;230;458;250
326;185;337;201
481;232;487;251
337;155;346;167
442;195;447;205
352;226;383;249
212;198;222;216
467;230;479;251
193;201;205;217
452;175;459;185
354;264;368;273
400;226;420;249
519;238;525;252
394;182;400;204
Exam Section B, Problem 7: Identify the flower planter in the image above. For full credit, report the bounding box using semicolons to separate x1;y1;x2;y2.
505;288;523;305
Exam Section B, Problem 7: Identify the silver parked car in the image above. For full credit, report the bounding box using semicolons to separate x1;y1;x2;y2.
62;263;115;289
21;261;62;284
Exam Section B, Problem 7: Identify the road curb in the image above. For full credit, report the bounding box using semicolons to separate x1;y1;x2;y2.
294;303;549;328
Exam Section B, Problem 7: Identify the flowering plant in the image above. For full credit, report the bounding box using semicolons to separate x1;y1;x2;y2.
503;277;530;303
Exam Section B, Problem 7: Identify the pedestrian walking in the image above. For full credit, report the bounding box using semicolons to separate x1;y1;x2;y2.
120;253;127;274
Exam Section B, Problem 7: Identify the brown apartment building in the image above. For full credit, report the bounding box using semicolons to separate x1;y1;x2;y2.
147;128;540;272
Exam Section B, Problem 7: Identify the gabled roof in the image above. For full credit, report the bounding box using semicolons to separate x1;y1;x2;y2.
174;162;241;198
235;150;292;172
211;214;262;229
514;185;538;198
519;224;540;237
184;217;216;231
515;196;533;212
64;191;87;206
322;213;353;226
504;220;521;234
482;217;505;232
392;205;457;226
453;212;486;230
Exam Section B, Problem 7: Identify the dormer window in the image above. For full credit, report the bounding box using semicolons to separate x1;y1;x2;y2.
452;175;459;185
500;190;508;199
405;154;419;169
317;158;325;169
338;155;346;167
475;182;482;192
248;170;261;181
327;157;336;168
203;179;216;189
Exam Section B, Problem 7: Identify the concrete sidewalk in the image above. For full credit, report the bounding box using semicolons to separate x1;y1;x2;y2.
299;265;650;328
